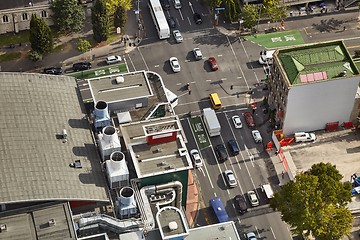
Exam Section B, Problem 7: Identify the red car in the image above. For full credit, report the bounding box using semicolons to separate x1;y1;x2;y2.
208;57;219;71
243;112;255;128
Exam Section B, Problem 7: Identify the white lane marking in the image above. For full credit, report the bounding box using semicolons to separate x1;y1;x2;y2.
220;78;227;81
237;76;242;79
176;18;180;27
185;59;190;62
179;9;184;20
256;226;261;238
239;37;260;83
241;144;258;195
214;191;217;197
222;108;248;113
126;54;136;72
218;54;223;57
206;79;212;82
187;16;191;25
244;144;255;167
270;227;277;239
154;65;159;68
176;82;182;85
137;48;149;71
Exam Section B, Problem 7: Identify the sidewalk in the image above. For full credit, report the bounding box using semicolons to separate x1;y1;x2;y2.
185;170;199;227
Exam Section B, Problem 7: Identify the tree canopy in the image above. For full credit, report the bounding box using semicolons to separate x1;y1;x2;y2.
29;14;53;54
263;0;287;23
105;0;132;15
92;0;110;43
270;163;353;239
50;0;85;33
240;4;259;30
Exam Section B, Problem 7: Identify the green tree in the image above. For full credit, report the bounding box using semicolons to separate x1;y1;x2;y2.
29;14;53;54
77;38;91;53
92;0;110;43
50;0;85;33
263;0;287;23
270;163;353;239
240;4;259;30
114;5;127;28
105;0;132;15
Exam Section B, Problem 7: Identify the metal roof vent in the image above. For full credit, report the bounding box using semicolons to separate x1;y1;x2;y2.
168;221;178;231
0;224;7;232
115;76;125;84
48;219;56;227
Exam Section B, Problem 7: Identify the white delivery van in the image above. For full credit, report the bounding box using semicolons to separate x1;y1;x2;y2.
261;184;274;199
259;50;275;65
294;132;316;143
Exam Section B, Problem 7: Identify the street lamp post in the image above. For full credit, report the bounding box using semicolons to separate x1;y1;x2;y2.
256;5;265;32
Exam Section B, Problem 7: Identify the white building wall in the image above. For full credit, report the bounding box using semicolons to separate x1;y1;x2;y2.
283;76;360;135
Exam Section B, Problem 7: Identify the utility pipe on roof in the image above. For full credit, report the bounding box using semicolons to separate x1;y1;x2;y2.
155;181;182;209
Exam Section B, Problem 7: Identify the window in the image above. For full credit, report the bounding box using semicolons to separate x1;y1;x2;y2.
209;93;222;110
2;15;9;23
22;13;28;21
41;10;47;18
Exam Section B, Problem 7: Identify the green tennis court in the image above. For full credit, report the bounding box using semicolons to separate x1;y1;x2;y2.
245;30;304;49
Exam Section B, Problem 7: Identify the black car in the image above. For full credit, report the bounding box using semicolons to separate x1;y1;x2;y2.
215;144;228;162
43;67;62;75
235;195;248;214
193;13;202;24
160;0;170;10
73;62;92;71
167;17;176;28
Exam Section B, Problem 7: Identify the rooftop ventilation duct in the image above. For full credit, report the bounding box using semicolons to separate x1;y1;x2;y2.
106;151;129;188
94;101;110;129
102;126;118;143
99;127;121;160
117;187;137;219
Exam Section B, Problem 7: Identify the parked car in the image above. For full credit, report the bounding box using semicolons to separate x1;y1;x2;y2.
43;67;62;75
243;112;255;128
160;0;170;10
224;170;237;187
72;62;92;71
172;30;183;43
228;139;239;155
167;16;176;28
294;132;316;143
173;0;181;9
169;57;180;72
235;195;248;213
247;190;259;207
190;149;203;168
232;115;243;129
193;48;203;60
193;13;203;24
215;144;228;162
246;232;257;240
252;130;262;143
106;55;122;64
208;57;219;71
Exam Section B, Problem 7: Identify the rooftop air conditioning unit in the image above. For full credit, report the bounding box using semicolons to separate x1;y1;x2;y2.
115;76;125;84
48;219;56;227
0;224;7;232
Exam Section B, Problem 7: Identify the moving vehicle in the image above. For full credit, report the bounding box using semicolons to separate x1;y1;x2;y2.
261;184;274;199
252;130;262;143
228;139;239;155
190;149;203;168
203;108;221;137
235;195;248;213
193;13;202;24
209;197;229;223
160;0;170;10
169;57;180;72
224;170;237;187
167;16;176;28
294;132;316;143
72;62;91;71
246;232;257;240
172;30;183;43
247;190;259;207
193;48;203;60
208;57;219;71
209;93;221;110
164;87;178;109
215;144;228;162
232;115;243;129
106;55;122;64
243;112;255;128
43;67;62;75
148;0;170;39
173;0;181;9
259;50;275;65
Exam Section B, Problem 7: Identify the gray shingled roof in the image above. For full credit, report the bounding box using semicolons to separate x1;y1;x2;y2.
0;72;108;204
0;0;49;10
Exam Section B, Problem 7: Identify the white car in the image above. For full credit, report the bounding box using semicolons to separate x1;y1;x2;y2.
173;0;181;9
169;57;180;72
193;48;203;60
106;55;122;64
190;149;203;168
252;130;262;143
247;190;259;207
232;115;243;129
246;232;257;240
173;30;183;43
224;170;237;188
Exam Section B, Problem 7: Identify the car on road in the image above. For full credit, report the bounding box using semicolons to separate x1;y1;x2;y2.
193;48;203;60
243;111;255;128
167;16;176;28
228;139;239;156
72;62;92;71
173;0;181;9
235;195;248;213
160;0;170;10
106;55;122;64
43;67;62;75
190;149;203;168
215;144;228;162
224;170;237;187
246;232;257;240
169;57;180;72
208;57;219;71
247;190;259;207
252;130;262;143
193;13;202;24
232;115;243;129
172;30;183;43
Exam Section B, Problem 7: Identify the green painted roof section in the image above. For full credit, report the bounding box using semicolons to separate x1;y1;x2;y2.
277;41;360;85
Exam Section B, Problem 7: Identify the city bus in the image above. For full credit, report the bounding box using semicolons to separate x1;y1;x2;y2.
148;0;170;39
209;93;222;110
209;197;229;223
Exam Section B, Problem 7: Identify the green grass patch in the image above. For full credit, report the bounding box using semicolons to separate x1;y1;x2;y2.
0;31;29;48
0;52;22;62
67;63;128;80
244;30;304;49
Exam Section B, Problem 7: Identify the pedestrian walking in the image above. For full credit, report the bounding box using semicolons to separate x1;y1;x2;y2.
281;171;285;179
343;26;346;31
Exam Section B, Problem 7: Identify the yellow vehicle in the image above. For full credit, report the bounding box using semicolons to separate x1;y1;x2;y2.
209;93;222;110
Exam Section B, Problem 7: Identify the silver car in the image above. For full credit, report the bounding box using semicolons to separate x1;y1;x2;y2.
193;48;203;60
173;30;183;43
169;57;180;72
190;149;203;168
232;115;243;129
224;170;237;188
247;190;259;207
106;55;122;64
252;130;262;143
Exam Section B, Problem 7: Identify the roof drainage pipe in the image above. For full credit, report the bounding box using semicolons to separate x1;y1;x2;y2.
155;181;182;209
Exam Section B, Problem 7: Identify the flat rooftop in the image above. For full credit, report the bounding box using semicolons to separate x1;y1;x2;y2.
157;207;188;239
88;71;153;103
277;41;359;86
